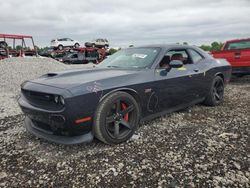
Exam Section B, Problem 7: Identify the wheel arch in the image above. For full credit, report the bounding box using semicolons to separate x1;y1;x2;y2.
215;72;224;81
99;88;142;113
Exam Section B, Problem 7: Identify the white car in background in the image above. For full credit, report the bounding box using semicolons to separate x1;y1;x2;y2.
51;38;80;50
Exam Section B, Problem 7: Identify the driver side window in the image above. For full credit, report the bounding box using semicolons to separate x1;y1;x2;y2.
159;49;191;68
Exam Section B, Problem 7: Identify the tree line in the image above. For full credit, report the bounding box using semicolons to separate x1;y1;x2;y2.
4;41;224;54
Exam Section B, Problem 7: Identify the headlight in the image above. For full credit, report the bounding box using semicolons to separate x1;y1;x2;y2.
59;96;65;105
54;95;65;105
54;95;59;103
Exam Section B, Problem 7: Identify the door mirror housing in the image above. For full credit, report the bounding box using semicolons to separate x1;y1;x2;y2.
169;60;183;68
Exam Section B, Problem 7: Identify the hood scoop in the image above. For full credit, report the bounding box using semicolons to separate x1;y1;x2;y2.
47;73;58;77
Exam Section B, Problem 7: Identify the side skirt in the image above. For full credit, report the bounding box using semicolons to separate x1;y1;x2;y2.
140;97;205;123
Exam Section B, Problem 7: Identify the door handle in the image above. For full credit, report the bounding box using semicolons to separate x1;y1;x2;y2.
234;51;241;59
193;69;199;72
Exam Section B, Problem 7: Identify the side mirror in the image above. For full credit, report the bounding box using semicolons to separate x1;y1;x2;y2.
169;60;183;68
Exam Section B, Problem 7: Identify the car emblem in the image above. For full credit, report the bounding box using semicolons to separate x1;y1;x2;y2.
144;88;152;93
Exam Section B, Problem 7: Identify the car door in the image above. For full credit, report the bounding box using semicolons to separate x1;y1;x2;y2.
78;53;84;63
60;38;67;46
65;38;72;47
70;53;78;63
231;40;250;67
153;48;202;112
223;40;250;67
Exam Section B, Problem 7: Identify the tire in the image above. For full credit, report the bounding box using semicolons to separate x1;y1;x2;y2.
74;43;80;48
64;61;70;64
93;91;140;144
58;45;63;50
0;41;7;48
204;76;224;106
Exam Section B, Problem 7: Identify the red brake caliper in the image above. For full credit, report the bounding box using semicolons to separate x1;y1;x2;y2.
121;103;129;122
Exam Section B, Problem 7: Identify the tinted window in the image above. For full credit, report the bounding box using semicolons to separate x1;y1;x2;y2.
86;51;98;58
225;40;250;50
69;54;78;58
188;49;203;63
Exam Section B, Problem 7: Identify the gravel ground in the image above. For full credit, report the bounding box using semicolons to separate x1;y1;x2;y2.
0;58;249;187
0;57;93;118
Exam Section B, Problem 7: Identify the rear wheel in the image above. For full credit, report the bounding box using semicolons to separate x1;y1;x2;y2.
74;43;80;48
64;61;70;64
204;76;224;106
93;92;140;144
58;45;63;50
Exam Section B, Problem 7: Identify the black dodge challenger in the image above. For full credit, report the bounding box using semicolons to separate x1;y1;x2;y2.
18;45;231;144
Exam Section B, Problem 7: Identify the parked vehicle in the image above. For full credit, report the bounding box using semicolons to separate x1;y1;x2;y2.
51;38;80;50
0;34;38;59
211;38;250;76
85;38;109;48
0;41;8;48
61;49;99;64
0;41;7;59
18;44;231;145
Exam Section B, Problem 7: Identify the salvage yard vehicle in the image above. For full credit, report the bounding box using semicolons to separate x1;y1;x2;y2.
85;38;109;48
18;44;231;145
211;38;250;77
0;34;38;59
0;41;8;48
61;48;99;64
51;38;80;50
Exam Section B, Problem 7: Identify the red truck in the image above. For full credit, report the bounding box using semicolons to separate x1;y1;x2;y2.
211;38;250;77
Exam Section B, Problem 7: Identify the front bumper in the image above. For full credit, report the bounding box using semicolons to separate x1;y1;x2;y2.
232;66;250;75
18;82;95;144
24;117;93;144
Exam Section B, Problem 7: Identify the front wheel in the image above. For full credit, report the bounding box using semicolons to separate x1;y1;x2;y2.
93;92;140;144
58;45;63;50
74;43;80;48
204;76;224;106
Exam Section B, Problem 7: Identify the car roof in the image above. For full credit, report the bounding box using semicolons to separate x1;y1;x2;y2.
225;38;250;43
132;44;211;59
136;44;194;49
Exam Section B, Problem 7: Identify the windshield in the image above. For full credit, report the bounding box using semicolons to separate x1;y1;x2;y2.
98;47;160;69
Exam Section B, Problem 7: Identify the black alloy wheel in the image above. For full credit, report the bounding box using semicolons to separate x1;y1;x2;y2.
204;76;224;106
94;92;139;144
213;78;224;103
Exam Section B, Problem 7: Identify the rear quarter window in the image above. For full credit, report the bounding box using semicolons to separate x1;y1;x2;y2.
188;49;204;63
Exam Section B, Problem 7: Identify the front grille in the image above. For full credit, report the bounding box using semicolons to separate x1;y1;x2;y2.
22;89;54;102
32;119;69;136
21;89;63;111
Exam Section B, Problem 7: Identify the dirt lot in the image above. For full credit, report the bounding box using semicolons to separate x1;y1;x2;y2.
0;59;249;187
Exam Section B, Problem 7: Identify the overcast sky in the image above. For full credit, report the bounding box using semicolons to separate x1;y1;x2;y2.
1;0;250;47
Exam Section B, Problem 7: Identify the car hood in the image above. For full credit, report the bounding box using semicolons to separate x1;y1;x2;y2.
29;68;139;89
